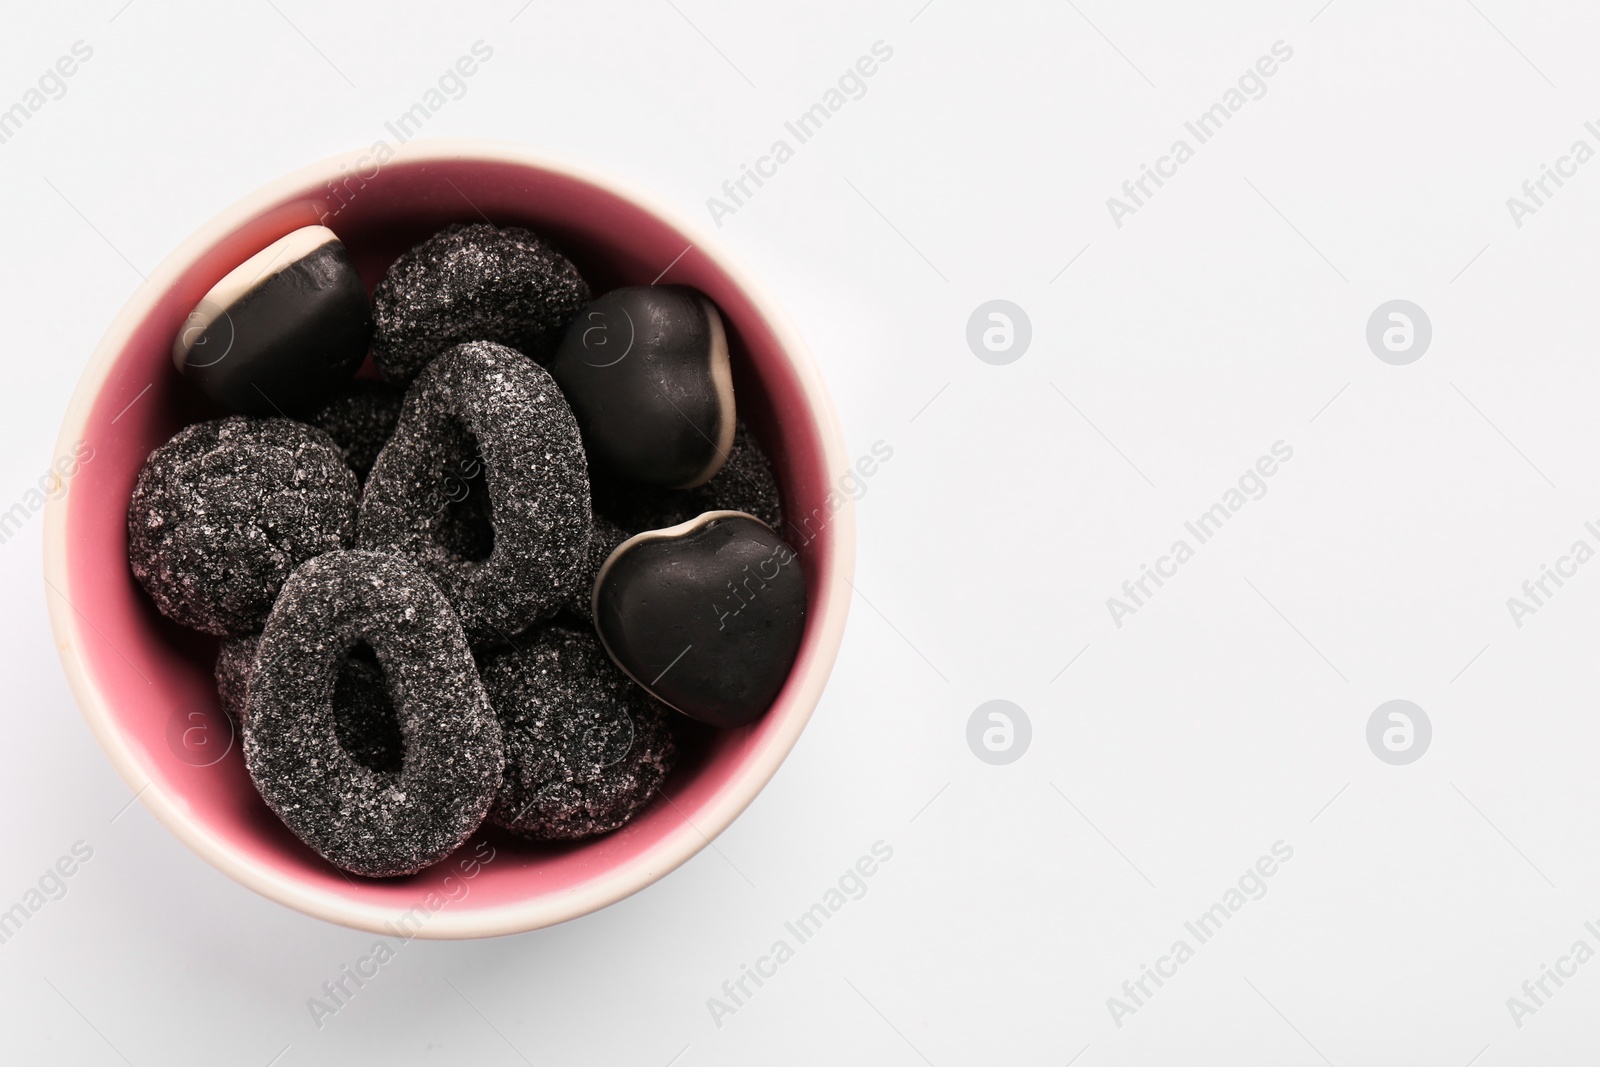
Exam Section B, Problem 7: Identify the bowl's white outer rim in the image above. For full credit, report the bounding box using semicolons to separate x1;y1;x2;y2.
41;138;856;939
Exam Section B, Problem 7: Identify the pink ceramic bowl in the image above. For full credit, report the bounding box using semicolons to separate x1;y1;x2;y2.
43;140;854;938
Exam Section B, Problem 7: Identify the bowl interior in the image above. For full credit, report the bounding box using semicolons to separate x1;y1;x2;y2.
57;150;842;930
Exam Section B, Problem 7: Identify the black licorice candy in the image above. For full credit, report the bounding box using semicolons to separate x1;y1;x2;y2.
371;222;589;383
358;341;591;640
173;225;371;416
591;422;783;536
593;511;805;728
564;515;630;623
127;417;358;637
216;634;404;774
307;379;406;484
547;286;735;489
480;623;675;840
243;551;503;878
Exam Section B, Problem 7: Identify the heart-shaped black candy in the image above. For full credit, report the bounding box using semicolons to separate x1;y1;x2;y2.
593;511;805;728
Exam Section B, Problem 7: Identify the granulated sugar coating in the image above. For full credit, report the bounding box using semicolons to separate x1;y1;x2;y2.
128;417;357;636
592;422;783;535
371;223;590;383
308;379;406;483
480;623;674;840
565;514;630;622
358;341;591;641
213;634;257;726
216;634;404;773
243;551;503;877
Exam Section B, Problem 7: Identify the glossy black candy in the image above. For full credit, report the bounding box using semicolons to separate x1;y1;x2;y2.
173;225;371;416
593;511;805;728
547;286;735;489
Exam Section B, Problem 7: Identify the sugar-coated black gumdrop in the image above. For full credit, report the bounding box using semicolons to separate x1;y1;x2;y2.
592;421;783;535
127;417;358;637
216;634;404;773
594;511;805;728
371;223;589;384
480;623;675;840
172;225;371;416
357;341;591;640
547;286;734;488
307;379;406;483
243;551;503;878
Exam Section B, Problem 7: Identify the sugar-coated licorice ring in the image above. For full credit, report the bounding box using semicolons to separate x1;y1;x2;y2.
357;341;591;641
217;633;404;774
242;550;503;878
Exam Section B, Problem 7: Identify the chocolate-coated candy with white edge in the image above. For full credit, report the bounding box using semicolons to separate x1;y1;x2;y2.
172;225;371;416
593;511;804;728
547;286;735;489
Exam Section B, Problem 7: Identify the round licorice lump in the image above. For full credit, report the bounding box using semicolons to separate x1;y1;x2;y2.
594;511;806;728
358;341;591;640
128;417;358;637
592;422;783;536
307;379;405;483
547;286;735;488
173;225;371;416
243;551;502;877
371;222;590;384
216;634;404;774
480;623;675;840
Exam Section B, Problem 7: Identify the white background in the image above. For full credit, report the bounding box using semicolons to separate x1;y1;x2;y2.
3;0;1599;1063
